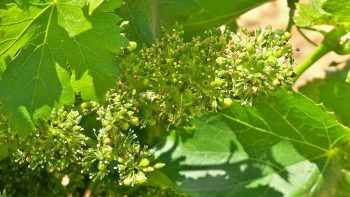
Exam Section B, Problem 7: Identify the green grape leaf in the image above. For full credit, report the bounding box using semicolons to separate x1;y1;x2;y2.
294;0;336;28
12;0;27;8
88;0;124;15
294;0;350;55
156;90;350;197
0;1;127;135
117;0;160;45
56;1;92;37
299;66;350;127
323;0;350;23
118;0;269;44
169;0;269;38
88;0;104;15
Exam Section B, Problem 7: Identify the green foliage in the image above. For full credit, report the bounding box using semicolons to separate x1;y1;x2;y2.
1;0;350;196
323;0;350;23
157;90;350;196
117;0;269;44
294;0;350;82
0;0;128;135
299;66;350;127
294;0;349;52
294;0;350;28
294;0;336;27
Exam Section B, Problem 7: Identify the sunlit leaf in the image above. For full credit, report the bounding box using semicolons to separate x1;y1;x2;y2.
294;0;335;28
323;0;350;23
0;0;127;135
157;90;350;196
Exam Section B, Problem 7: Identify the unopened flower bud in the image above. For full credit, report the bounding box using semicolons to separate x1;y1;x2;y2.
128;41;137;51
130;117;139;126
153;163;165;169
139;158;150;167
283;32;291;41
142;167;154;172
223;98;233;107
246;43;254;53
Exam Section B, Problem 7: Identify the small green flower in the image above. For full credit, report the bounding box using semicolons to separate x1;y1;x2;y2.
123;176;134;186
98;162;107;171
135;171;147;184
216;57;225;65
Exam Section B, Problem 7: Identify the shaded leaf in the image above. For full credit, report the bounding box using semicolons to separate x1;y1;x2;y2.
156;90;350;197
299;66;350;127
170;0;269;39
118;0;269;44
87;0;104;15
118;0;160;45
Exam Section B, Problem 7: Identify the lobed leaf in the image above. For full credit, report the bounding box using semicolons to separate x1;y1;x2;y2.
299;66;350;127
0;0;127;135
294;0;350;30
294;0;335;28
156;90;350;196
323;0;350;23
294;0;350;79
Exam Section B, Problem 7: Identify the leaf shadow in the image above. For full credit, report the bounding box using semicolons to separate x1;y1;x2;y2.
156;129;284;197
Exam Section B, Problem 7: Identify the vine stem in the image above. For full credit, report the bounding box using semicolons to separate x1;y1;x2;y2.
83;181;97;197
293;43;331;81
286;0;298;32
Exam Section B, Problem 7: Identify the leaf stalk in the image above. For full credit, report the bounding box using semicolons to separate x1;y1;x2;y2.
293;43;331;81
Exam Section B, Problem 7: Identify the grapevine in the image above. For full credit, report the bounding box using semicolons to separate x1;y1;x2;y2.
0;25;295;191
1;0;350;196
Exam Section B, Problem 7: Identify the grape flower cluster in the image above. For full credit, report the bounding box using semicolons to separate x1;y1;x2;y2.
1;26;295;189
11;90;164;186
119;26;294;127
79;90;164;186
14;107;88;172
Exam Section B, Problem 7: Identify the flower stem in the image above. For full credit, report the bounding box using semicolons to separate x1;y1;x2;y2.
293;43;331;81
